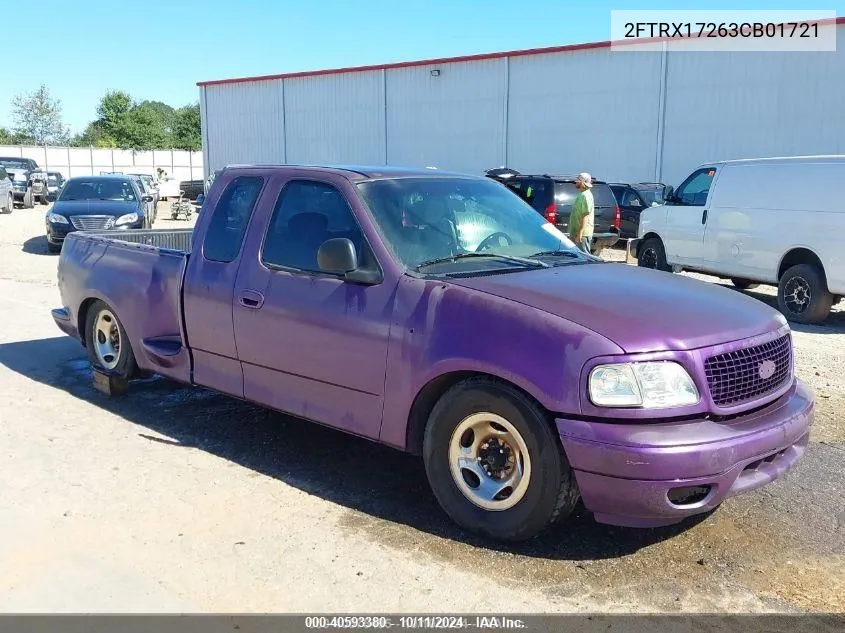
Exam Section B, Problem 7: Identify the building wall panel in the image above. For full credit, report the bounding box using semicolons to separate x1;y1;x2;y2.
660;25;845;185
385;58;507;173
202;80;285;174
508;46;662;182
284;70;385;165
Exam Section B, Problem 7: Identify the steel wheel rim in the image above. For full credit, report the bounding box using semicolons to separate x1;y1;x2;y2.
641;247;658;268
784;276;811;314
93;309;121;370
448;412;532;511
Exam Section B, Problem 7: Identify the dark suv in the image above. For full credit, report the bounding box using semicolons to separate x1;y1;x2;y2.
609;182;668;239
487;171;621;253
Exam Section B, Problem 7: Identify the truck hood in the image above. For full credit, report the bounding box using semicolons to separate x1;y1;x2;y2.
51;200;140;217
448;262;787;353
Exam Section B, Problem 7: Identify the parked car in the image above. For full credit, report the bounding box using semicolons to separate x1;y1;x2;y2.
486;170;620;254
45;171;65;199
609;182;667;239
0;165;12;213
633;156;845;324
0;158;40;207
179;179;205;200
128;173;160;207
44;175;155;253
52;164;812;542
0;156;39;172
127;174;158;224
28;171;50;205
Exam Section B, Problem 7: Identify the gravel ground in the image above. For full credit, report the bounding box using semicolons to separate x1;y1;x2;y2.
0;205;842;613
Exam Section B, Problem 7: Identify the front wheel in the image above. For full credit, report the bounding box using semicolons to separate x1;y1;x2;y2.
637;237;670;272
777;264;833;325
84;300;138;380
3;193;11;213
423;378;579;542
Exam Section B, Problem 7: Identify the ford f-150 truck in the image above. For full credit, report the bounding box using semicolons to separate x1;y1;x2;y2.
52;165;813;542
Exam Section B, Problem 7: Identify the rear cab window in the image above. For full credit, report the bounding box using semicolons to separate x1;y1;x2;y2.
203;176;265;262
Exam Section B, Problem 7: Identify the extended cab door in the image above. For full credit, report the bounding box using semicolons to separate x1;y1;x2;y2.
662;167;718;267
182;171;269;398
231;173;396;440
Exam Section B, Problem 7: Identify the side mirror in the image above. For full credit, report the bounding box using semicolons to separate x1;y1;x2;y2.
317;238;381;285
142;194;154;202
663;185;674;202
46;192;56;202
195;193;205;206
318;238;358;274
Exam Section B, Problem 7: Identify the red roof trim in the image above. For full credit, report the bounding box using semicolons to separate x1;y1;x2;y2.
197;16;844;87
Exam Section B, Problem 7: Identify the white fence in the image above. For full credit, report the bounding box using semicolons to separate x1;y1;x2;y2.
0;145;204;182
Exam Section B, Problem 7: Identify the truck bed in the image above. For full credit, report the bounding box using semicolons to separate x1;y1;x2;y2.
57;229;193;384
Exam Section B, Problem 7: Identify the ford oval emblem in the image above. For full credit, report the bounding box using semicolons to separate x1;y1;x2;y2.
758;359;777;380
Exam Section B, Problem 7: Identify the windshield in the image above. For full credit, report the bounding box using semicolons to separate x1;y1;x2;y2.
357;177;583;274
59;179;138;202
0;158;32;171
637;187;664;206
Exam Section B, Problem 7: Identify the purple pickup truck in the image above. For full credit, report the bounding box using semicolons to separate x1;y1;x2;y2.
52;165;813;542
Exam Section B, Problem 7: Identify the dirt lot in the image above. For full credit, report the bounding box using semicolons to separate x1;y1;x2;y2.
0;205;842;613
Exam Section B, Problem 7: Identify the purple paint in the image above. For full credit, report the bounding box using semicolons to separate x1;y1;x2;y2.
52;165;813;531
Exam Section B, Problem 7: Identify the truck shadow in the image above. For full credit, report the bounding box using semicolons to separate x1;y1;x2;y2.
0;335;710;562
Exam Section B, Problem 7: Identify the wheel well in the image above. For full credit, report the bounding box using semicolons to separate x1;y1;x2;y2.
404;371;552;456
77;298;99;345
778;248;826;281
640;231;661;245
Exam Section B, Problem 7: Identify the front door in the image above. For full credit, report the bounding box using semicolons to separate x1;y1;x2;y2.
663;167;717;267
182;171;268;397
232;175;396;440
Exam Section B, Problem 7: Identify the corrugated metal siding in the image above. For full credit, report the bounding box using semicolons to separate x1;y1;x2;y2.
203;80;285;171
660;27;845;184
508;46;662;182
284;70;385;165
200;23;845;187
385;58;507;173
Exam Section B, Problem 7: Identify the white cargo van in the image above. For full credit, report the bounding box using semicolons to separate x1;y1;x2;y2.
633;155;845;324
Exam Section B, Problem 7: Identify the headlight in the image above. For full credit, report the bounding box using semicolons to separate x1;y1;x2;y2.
115;212;139;226
589;361;699;409
47;213;69;224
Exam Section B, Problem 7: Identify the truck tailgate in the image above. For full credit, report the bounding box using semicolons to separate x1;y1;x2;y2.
56;229;193;384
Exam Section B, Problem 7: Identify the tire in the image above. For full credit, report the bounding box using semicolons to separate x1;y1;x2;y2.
3;194;11;213
637;237;670;272
731;278;760;290
422;377;579;542
84;300;138;380
777;264;833;325
23;190;33;209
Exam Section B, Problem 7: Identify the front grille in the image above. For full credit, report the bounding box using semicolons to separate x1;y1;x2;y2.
70;215;115;231
704;334;792;407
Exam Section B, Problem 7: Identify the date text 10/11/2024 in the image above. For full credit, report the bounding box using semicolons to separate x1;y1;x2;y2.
304;616;527;629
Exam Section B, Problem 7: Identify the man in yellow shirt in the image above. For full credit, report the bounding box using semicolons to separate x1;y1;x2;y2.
568;172;595;254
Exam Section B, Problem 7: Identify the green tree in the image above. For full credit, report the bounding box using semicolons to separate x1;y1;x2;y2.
0;127;29;145
10;84;68;145
96;90;132;139
69;121;117;148
172;103;201;151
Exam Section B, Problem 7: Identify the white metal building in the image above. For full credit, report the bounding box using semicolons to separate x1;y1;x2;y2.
198;19;845;187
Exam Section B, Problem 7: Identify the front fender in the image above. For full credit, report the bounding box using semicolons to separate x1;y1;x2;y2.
378;276;622;450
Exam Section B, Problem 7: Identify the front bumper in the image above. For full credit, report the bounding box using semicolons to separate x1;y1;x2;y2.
52;307;79;341
556;379;813;528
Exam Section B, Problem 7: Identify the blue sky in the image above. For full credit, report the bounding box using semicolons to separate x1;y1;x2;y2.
4;0;841;135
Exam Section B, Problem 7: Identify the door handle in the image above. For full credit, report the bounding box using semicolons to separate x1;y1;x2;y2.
702;209;708;225
238;289;264;309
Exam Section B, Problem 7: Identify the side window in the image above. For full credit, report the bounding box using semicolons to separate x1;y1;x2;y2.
621;189;642;207
262;180;375;274
203;176;264;263
553;182;579;214
674;169;716;206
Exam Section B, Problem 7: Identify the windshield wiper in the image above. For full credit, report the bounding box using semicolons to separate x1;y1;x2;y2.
415;252;549;271
529;249;583;258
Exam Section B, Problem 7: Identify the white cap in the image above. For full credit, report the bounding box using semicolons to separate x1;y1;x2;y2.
575;172;593;188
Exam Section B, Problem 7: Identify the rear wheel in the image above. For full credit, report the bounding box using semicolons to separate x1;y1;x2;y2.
731;278;760;290
637;237;670;272
423;377;579;542
84;300;138;380
777;264;833;325
3;193;11;213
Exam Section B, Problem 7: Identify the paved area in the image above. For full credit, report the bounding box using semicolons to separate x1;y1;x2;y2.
0;204;842;613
